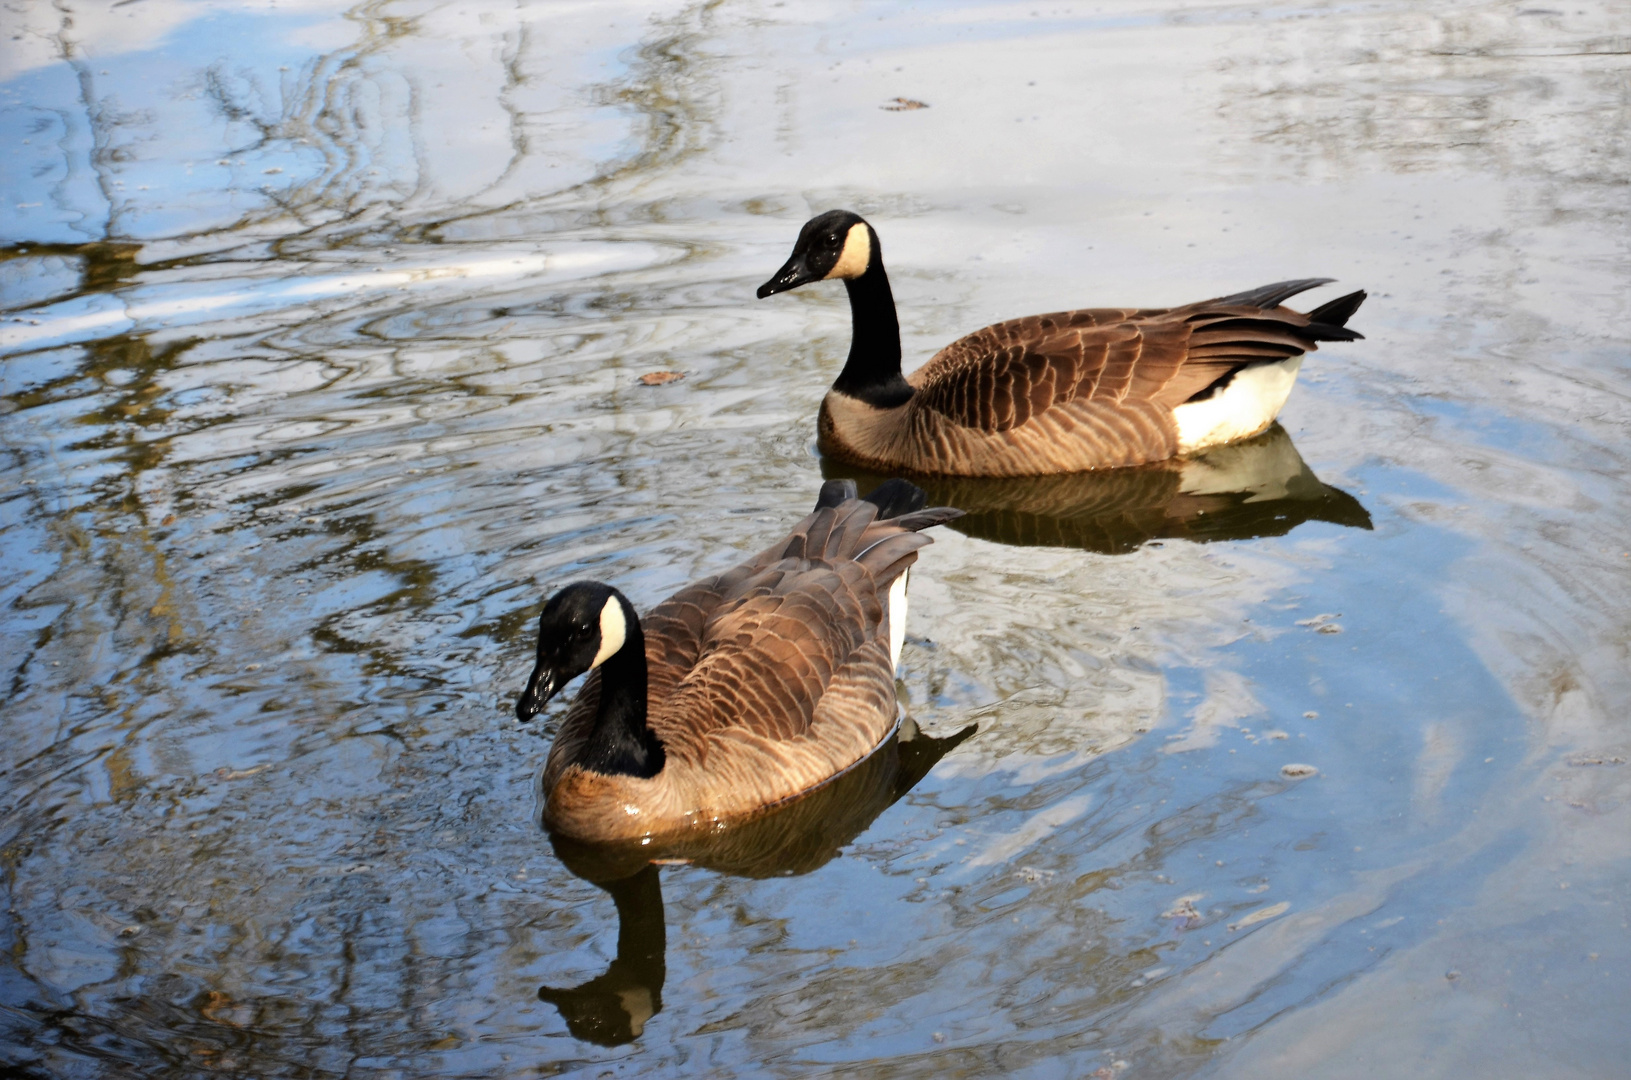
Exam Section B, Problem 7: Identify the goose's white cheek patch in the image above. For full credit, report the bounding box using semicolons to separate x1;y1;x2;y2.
591;596;627;668
825;223;872;281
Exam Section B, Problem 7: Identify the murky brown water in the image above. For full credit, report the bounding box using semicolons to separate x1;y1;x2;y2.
3;2;1628;1077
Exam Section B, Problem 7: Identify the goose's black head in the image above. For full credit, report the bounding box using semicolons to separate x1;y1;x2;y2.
516;582;633;723
757;210;876;298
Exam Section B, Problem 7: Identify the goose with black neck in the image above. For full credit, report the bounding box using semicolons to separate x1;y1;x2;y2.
516;478;962;843
758;209;1366;478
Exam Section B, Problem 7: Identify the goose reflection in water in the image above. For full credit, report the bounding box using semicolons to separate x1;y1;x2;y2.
537;718;975;1045
823;423;1370;554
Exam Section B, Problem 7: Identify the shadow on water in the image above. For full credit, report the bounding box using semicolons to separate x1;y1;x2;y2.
537;718;975;1046
822;424;1370;554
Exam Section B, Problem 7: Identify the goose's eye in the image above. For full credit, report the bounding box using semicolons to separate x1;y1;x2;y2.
579;622;591;634
825;233;839;246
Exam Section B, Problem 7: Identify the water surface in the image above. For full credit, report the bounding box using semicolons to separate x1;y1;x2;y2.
3;1;1628;1077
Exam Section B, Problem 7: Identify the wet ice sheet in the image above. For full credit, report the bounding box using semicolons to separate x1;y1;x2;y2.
2;1;1628;1077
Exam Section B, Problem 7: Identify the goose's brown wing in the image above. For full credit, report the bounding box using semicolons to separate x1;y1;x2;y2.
909;308;1172;433
909;282;1364;433
638;493;888;702
658;558;881;746
646;497;949;754
640;571;750;704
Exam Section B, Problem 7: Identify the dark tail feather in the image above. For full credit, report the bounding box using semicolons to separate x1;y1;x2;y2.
816;477;961;535
814;479;858;511
1300;322;1364;342
1306;289;1368;333
1215;277;1334;310
861;478;928;520
889;506;965;532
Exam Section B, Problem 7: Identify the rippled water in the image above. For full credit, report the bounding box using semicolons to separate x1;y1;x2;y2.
3;1;1628;1077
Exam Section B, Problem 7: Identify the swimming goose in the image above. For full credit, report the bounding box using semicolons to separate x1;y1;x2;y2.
516;479;962;843
757;210;1366;478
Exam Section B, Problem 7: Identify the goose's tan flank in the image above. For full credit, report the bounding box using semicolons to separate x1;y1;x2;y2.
758;210;1366;478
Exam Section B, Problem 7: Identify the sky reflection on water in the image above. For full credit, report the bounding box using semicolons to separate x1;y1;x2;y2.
2;1;1628;1077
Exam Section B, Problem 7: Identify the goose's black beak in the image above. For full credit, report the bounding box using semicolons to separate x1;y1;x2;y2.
516;663;559;723
757;251;820;298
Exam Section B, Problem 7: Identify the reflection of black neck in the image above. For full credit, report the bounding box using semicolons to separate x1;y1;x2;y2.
579;602;664;779
833;255;913;409
610;865;666;978
538;865;666;1047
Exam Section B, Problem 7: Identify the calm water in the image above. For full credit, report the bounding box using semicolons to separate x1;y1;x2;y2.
3;1;1628;1076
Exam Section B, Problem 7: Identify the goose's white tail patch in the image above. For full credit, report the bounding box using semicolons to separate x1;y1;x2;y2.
888;569;909;673
1172;356;1302;454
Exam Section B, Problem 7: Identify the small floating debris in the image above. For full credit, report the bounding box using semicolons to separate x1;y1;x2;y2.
1161;894;1204;928
1228;900;1289;931
638;370;684;386
214;764;270;781
1296;612;1342;633
1280;763;1319;779
882;97;929;111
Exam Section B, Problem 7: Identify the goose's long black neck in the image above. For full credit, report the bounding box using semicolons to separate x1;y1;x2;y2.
833;258;913;409
580;612;664;779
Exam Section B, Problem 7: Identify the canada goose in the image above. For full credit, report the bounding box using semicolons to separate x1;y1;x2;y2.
516;479;962;843
757;210;1367;478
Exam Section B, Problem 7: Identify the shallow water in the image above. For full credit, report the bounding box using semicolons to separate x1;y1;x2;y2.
2;1;1628;1077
